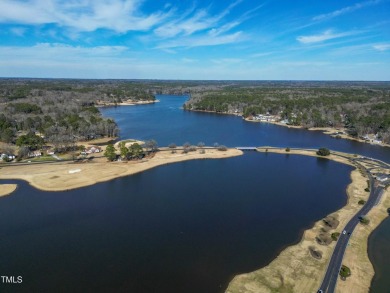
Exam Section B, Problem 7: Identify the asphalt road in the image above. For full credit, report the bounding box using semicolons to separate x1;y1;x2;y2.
318;157;386;293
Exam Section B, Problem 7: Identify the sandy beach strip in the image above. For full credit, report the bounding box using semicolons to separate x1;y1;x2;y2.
96;100;159;107
0;148;242;192
226;148;388;293
0;184;17;197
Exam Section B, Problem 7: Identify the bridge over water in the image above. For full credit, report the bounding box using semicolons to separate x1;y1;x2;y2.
235;147;258;151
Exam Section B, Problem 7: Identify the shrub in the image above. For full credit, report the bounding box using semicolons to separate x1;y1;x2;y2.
323;216;340;229
308;246;322;259
359;216;370;225
285;147;290;152
339;265;351;279
316;233;332;246
358;199;366;205
316;147;330;156
189;145;197;152
331;232;340;241
218;145;227;151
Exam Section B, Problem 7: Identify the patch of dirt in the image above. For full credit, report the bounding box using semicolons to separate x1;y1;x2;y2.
309;246;323;259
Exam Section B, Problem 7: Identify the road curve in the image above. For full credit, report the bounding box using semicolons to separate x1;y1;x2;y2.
318;156;386;293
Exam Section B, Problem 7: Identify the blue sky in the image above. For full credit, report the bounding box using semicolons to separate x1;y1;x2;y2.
0;0;389;80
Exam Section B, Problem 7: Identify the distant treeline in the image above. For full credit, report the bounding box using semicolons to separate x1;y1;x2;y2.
1;79;390;151
184;83;390;143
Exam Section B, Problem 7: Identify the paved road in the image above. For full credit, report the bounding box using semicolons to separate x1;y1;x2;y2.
318;156;387;293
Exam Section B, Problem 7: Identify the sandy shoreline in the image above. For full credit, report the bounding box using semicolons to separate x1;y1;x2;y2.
0;184;17;197
226;148;389;293
245;117;390;148
0;148;243;192
188;111;390;148
96;100;159;107
1;144;388;292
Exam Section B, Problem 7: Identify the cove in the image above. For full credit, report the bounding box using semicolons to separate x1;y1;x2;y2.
1;95;389;292
0;153;351;293
100;95;390;163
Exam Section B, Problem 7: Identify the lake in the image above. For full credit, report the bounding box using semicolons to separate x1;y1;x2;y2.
101;95;390;163
0;95;388;293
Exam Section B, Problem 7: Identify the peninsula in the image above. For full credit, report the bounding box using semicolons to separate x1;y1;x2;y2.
0;184;17;197
0;146;243;192
227;147;390;293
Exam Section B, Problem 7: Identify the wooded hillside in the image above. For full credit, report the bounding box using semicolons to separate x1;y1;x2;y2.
183;81;390;143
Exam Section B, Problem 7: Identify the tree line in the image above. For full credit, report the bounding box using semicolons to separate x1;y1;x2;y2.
0;79;158;154
184;83;390;143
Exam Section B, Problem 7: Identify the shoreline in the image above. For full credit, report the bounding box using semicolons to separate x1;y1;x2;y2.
245;117;390;148
95;99;159;107
0;184;17;197
0;148;243;192
226;148;389;293
185;109;389;148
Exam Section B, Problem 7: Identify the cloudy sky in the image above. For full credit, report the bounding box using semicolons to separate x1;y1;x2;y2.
0;0;389;80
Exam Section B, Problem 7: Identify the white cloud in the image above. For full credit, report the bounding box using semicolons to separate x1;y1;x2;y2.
0;43;129;61
313;0;383;21
181;58;197;63
154;0;246;38
1;44;389;80
157;31;243;49
154;9;212;38
0;0;169;33
297;30;357;44
250;52;274;58
211;58;243;65
373;44;390;51
208;21;241;37
10;27;27;36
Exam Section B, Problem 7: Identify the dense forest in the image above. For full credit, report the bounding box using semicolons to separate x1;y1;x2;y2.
0;79;159;154
183;82;390;143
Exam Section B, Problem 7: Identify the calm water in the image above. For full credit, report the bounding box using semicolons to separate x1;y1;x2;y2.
100;95;390;163
0;95;389;292
369;217;390;293
0;154;351;293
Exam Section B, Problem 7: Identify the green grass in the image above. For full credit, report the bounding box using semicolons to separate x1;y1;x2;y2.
29;156;57;162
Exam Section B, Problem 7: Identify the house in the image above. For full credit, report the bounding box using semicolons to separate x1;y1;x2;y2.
28;150;42;158
255;114;279;122
85;146;102;154
1;153;16;161
376;174;389;182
